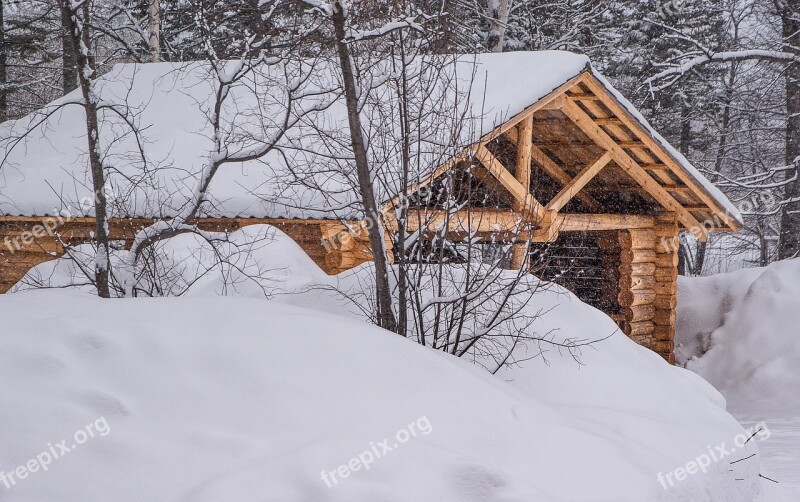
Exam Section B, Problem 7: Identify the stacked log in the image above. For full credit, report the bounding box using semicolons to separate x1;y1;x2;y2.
596;232;622;316
615;214;679;363
320;222;394;275
0;220;68;292
651;214;679;363
617;227;657;350
0;217;380;292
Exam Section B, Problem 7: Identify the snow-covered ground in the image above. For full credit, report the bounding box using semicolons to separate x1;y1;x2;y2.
0;225;772;500
678;259;800;500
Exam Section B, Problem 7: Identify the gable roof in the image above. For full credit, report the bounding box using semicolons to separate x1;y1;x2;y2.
0;51;741;231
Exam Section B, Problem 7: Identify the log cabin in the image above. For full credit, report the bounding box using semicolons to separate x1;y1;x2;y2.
0;51;741;362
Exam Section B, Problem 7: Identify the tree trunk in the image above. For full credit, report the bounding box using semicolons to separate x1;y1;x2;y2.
677;240;689;276
679;102;691;157
779;0;800;259
0;0;7;123
692;240;706;275
331;1;397;332
487;0;510;53
59;0;111;298
148;0;161;62
432;0;456;53
61;4;78;93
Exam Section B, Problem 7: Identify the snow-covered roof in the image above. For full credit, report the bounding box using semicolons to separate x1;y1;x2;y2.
0;51;740;225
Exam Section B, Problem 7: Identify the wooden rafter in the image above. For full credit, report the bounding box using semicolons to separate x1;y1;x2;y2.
569;84;679;187
595;117;622;125
473;144;545;219
554;95;706;237
559;213;655;231
546;151;612;213
578;73;740;231
642;163;669;171
383;73;588;219
478;73;588;144
504;127;602;211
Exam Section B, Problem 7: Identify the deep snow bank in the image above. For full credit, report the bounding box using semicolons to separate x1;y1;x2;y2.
3;225;763;500
0;292;759;502
677;259;800;409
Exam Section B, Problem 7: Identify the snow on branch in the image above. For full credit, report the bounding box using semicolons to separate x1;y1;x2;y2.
297;0;335;17
645;50;800;92
345;16;426;42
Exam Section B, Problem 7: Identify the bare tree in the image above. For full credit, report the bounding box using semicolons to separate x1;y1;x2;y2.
121;3;329;296
643;0;800;263
487;0;510;52
57;0;112;297
297;0;432;332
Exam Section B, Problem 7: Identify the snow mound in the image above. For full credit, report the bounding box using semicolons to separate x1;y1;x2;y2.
0;292;759;502
2;225;763;500
677;259;800;409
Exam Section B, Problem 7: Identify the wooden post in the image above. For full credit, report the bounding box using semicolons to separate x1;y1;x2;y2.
510;116;533;270
509;242;528;270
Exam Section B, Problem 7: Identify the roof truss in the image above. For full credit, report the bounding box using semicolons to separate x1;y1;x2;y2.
382;68;738;245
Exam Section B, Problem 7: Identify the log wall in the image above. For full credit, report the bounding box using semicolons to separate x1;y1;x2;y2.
1;214;680;363
0;217;346;292
616;213;678;363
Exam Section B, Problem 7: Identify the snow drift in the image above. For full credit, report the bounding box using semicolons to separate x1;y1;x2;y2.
1;225;764;501
676;259;800;410
677;259;800;499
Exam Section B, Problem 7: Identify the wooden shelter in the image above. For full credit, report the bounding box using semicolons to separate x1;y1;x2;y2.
0;54;740;363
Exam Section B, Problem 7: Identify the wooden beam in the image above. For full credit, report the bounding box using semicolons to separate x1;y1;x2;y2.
558;213;655;231
529;144;602;211
555;96;705;235
567;93;602;102
478;72;588;144
642;163;669;171
473;144;545;219
664;186;693;196
546;151;612;213
595;117;622;125
509;243;528;270
578;73;741;231
501;127;601;212
403;210;656;235
403;209;529;235
514;116;533;212
618;141;646;149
